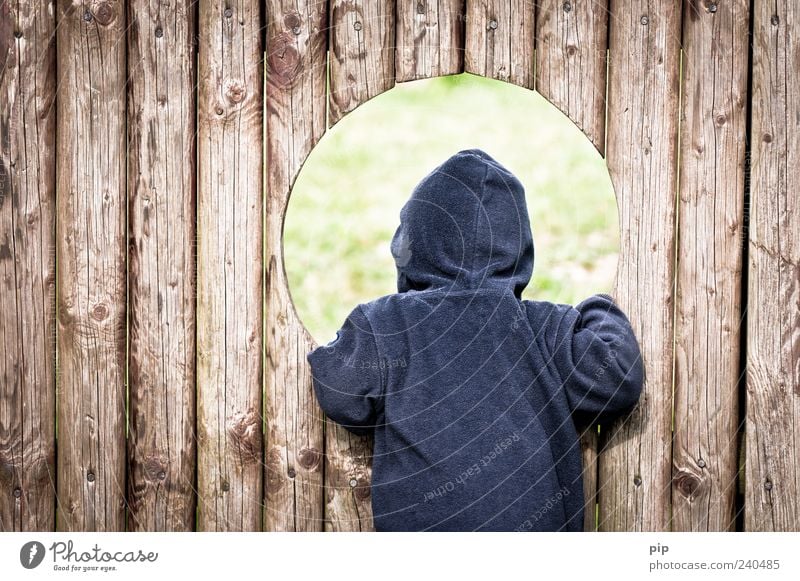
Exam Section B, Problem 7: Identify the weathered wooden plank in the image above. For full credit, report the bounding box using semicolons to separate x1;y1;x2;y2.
329;0;396;126
579;427;599;531
464;0;535;88
127;0;197;532
324;431;374;531
196;1;263;531
746;0;800;532
0;0;56;532
600;1;681;531
55;0;127;531
395;0;465;81
672;0;748;532
536;0;608;154
325;0;398;531
264;0;327;532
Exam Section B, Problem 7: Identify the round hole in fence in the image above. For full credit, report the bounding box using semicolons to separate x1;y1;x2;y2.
284;74;619;344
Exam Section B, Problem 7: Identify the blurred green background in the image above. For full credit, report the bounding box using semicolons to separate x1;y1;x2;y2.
284;73;618;344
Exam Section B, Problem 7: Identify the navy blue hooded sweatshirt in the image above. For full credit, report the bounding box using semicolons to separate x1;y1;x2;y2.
307;149;644;531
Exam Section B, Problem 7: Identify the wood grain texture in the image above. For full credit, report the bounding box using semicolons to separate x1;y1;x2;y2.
673;0;748;532
55;0;127;532
324;429;374;531
746;0;800;532
600;0;681;531
536;0;608;154
264;0;327;532
464;0;535;88
0;0;56;532
197;0;263;531
127;0;197;532
579;427;599;531
395;0;465;81
329;0;396;126
325;0;399;532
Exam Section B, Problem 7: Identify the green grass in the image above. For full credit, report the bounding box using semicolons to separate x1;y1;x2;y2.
284;73;619;343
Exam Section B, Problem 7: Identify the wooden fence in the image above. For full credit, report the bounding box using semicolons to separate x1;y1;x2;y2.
0;0;797;532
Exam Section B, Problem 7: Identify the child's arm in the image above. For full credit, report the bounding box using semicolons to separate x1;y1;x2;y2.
307;305;383;436
549;293;644;426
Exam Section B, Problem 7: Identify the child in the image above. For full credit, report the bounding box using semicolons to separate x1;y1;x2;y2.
307;149;644;531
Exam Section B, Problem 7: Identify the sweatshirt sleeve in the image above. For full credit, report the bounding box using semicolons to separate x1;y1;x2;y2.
306;305;384;436
549;293;644;426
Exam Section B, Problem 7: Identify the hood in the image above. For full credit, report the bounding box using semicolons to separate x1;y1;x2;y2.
390;149;533;298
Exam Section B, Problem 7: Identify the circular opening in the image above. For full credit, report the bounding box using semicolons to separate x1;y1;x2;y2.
284;74;618;344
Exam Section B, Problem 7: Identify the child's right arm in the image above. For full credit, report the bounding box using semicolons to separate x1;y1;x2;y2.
546;293;644;426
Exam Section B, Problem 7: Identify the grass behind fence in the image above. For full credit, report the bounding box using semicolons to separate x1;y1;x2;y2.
284;73;619;343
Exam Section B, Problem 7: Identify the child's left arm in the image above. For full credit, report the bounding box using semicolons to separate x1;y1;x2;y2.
307;305;384;436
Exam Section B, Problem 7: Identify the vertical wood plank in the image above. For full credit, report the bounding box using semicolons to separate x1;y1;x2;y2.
127;0;197;531
197;1;263;531
264;0;327;532
464;0;535;89
746;0;800;531
325;0;399;532
0;0;56;531
673;0;748;532
329;0;396;126
395;0;465;81
601;0;681;531
55;0;127;531
536;0;608;154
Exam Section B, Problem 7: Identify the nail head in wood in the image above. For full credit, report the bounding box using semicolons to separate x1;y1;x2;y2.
292;26;301;35
488;19;498;30
764;480;773;491
771;14;780;26
224;8;233;18
13;488;22;498
633;475;642;486
83;11;93;22
354;21;362;31
416;2;425;15
697;459;706;468
708;2;717;13
87;472;96;483
155;27;163;38
640;15;649;25
563;2;572;13
349;478;358;488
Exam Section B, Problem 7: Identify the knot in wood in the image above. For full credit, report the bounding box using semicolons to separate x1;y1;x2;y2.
265;447;284;494
267;33;301;89
284;12;301;30
91;303;108;322
228;411;261;465
93;2;116;26
223;78;247;105
674;470;701;499
354;479;371;501
297;447;321;471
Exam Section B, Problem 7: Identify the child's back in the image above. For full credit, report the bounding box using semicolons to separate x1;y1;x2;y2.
308;149;644;531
